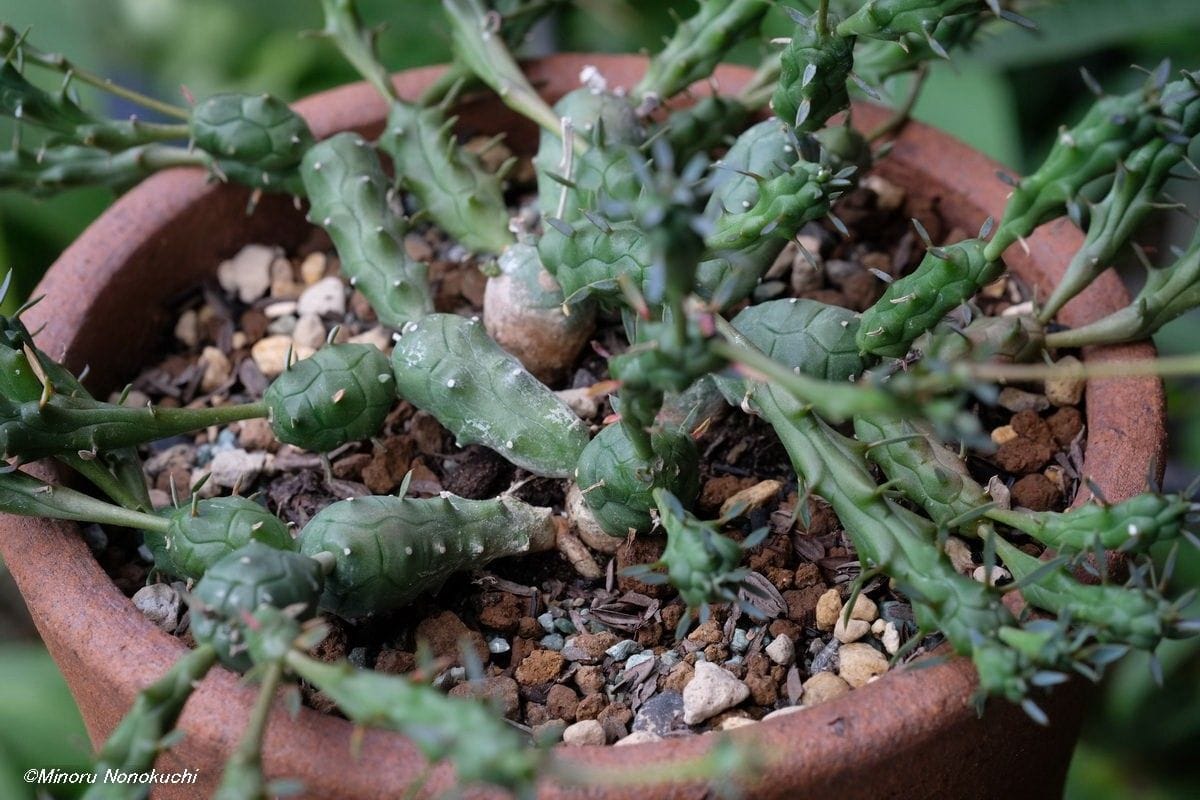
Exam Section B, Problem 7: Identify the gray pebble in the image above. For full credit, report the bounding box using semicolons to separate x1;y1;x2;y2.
539;633;565;651
731;628;750;653
537;611;555;632
487;637;511;655
632;691;687;737
348;647;368;668
625;652;654;669
605;639;641;661
810;638;840;674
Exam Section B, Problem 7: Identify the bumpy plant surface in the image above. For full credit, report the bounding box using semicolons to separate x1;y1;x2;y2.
1;1;1200;797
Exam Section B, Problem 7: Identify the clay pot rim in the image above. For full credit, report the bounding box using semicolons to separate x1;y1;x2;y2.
4;53;1165;797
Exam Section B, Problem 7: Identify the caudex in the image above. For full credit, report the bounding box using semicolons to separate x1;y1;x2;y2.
1;0;1200;796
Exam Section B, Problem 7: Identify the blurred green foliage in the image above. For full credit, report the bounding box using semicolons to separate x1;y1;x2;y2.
0;1;1198;797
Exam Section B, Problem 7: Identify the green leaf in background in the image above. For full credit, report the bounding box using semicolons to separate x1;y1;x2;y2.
969;0;1200;68
0;644;91;800
903;63;1021;169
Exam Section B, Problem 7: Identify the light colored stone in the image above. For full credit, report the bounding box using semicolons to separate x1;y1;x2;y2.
197;346;231;394
132;584;181;632
292;313;327;350
614;730;662;747
973;565;1010;586
762;705;806;721
566;483;622;554
682;661;750;725
208;448;268;489
1045;356;1085;406
986;476;1011;510
945;537;974;575
863;174;906;211
838;643;889;688
349;326;392;352
997;387;1049;413
834;616;871;644
270;256;302;299
556;387;601;420
990;425;1018;445
217;244;274;303
263;301;298;319
300;252;328;285
848;594;878;622
720;479;783;519
251;335;313;378
801;671;851;705
717;715;756;731
871;618;887;635
882;622;901;656
297;276;346;317
174;309;200;348
815;588;842;631
765;634;795;666
562;719;606;747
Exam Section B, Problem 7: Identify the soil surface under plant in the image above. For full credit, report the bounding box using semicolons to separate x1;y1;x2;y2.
93;159;1086;745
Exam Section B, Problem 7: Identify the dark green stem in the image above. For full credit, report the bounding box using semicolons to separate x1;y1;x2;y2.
214;662;282;800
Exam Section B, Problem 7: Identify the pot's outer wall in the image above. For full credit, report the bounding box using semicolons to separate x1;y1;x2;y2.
2;54;1163;799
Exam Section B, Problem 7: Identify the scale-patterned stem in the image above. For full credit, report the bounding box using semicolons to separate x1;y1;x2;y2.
575;422;699;537
391;313;589;477
378;101;514;254
533;87;643;224
300;133;432;328
82;645;218;800
298;493;555;617
857;238;1000;358
190;541;325;671
286;651;539;796
189;93;315;173
634;0;770;103
262;343;394;453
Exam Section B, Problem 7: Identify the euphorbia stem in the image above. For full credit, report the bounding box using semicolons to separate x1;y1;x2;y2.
0;468;169;532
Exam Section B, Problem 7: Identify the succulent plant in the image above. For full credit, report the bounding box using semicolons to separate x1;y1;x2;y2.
3;1;1200;795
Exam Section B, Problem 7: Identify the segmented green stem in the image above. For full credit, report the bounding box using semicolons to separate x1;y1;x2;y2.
213;663;282;800
391;313;589;477
1045;225;1200;348
286;651;539;795
298;492;556;617
633;0;770;103
318;0;398;100
442;0;564;138
0;143;207;196
82;645;218;800
987;493;1193;557
300;133;433;327
0;396;265;461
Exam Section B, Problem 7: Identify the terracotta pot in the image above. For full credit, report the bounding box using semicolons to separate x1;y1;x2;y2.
1;54;1164;799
